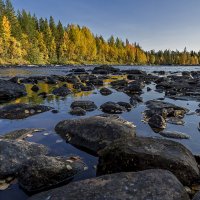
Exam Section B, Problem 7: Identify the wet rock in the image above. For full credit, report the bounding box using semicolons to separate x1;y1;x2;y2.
159;131;190;139
167;117;185;125
52;109;59;114
110;79;128;88
31;85;40;92
146;100;189;118
9;76;19;83
55;115;136;155
71;101;97;111
2;128;44;140
0;79;27;103
124;82;143;94
193;191;200;200
147;87;152;92
117;102;132;111
38;92;48;98
0;139;48;179
99;88;112;96
92;65;119;75
18;155;86;192
52;86;71;97
98;136;199;185
45;77;57;84
148;114;167;130
100;102;125;114
28;169;189;200
0;104;52;119
69;107;86;116
130;95;143;107
88;79;103;86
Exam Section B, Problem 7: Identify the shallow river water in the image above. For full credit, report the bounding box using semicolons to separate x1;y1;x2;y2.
1;65;200;200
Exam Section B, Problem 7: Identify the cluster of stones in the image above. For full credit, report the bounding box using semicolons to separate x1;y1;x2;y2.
1;65;200;199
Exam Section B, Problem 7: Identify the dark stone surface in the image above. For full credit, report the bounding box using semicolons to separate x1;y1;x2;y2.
28;169;189;200
0;139;48;179
71;101;97;111
98;136;199;185
100;102;125;114
99;88;113;96
18;155;86;192
0;79;27;103
1;128;44;140
55;115;136;155
52;86;71;97
0;103;52;119
69;107;86;116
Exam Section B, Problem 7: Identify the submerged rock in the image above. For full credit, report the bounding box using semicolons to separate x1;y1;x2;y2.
167;117;185;125
0;139;48;179
0;104;52;119
1;128;44;140
98;136;199;185
55;115;136;155
71;101;97;111
0;79;27;103
92;65;119;75
69;107;86;116
159;131;190;139
18;155;86;192
99;88;113;96
28;169;189;200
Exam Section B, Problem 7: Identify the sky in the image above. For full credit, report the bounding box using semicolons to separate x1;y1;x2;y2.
12;0;200;51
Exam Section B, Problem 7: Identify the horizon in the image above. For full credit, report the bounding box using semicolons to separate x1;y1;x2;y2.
12;0;200;52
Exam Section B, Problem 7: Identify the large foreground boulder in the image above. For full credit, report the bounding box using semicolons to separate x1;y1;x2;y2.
0;79;27;103
0;104;52;119
55;115;136;155
98;136;199;185
28;169;189;200
18;155;86;192
0;139;48;179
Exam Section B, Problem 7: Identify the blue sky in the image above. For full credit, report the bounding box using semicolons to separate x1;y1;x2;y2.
12;0;200;51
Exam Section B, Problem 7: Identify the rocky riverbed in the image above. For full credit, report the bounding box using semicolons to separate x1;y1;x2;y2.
1;65;200;199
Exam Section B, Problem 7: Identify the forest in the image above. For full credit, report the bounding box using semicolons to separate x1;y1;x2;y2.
0;0;199;65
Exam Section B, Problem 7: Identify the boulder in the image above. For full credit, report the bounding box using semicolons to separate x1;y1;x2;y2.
52;86;71;97
0;139;48;179
55;115;136;155
18;155;86;192
28;169;189;200
0;79;27;103
0;104;52;119
92;65;119;75
159;131;190;139
99;88;112;96
148;114;167;130
100;102;125;114
71;101;97;111
69;107;86;116
31;85;40;92
98;136;199;185
117;102;132;111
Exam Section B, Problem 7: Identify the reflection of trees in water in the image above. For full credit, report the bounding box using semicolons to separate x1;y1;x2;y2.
13;82;93;105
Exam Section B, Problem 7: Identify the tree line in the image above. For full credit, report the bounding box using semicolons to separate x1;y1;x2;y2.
0;0;199;65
